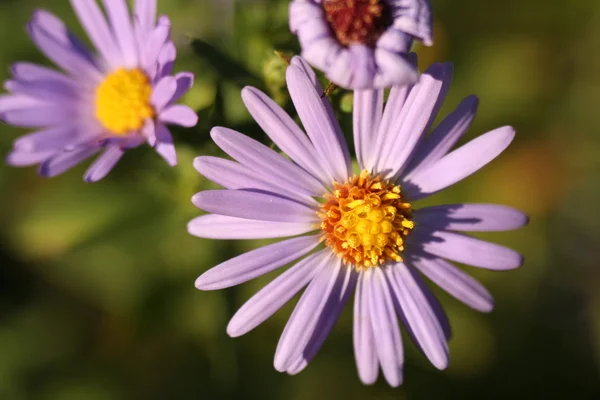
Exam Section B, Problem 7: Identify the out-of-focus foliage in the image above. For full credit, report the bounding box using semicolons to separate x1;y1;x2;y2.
0;0;599;398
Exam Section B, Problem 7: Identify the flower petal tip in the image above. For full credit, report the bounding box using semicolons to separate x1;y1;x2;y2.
83;174;98;184
157;15;171;27
464;94;480;107
209;126;225;141
273;356;290;373
30;9;47;22
385;374;403;388
240;86;255;98
479;302;495;314
192;156;205;173
194;274;211;291
190;192;203;208
432;355;450;371
498;252;525;270
225;321;244;338
513;254;525;269
38;162;55;178
423;62;452;82
285;64;306;84
358;376;378;386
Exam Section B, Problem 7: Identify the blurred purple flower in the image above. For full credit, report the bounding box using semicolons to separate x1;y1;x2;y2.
189;56;527;386
289;0;433;89
1;0;197;182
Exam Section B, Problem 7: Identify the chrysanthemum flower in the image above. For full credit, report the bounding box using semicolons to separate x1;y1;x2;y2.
189;57;527;386
1;0;197;182
290;0;433;89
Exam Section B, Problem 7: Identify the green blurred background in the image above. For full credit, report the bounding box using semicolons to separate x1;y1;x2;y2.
1;0;599;398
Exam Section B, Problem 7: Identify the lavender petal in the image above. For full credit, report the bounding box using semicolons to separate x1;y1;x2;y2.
151;76;177;111
187;214;316;240
5;79;78;102
192;190;318;223
411;270;452;340
28;11;102;81
134;0;156;38
11;63;82;90
292;12;332;48
367;268;404;387
403;126;515;201
157;41;176;77
102;0;138;68
325;48;354;89
0;95;44;113
405;96;479;177
386;263;449;369
350;45;378;89
39;144;101;177
211;127;326;197
286;65;351;183
287;266;358;375
413;204;529;232
290;56;352;172
301;37;342;80
31;10;100;70
196;234;321;290
274;256;342;372
159;105;198;127
410;229;524;270
353;270;379;385
170;72;194;104
6;150;53;167
376;84;411;163
193;156;317;207
226;249;331;337
375;62;452;179
373;48;418;89
140;118;155;147
289;1;323;34
412;255;494;312
241;86;333;185
13;125;85;153
1;106;77;128
353;89;383;171
388;0;434;45
154;123;177;166
69;0;122;69
376;28;412;54
83;145;124;182
143;16;170;77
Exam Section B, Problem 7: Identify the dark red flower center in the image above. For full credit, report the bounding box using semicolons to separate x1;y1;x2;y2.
322;0;390;47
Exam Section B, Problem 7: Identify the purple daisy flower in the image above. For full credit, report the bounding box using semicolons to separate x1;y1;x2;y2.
189;56;527;386
1;0;197;182
290;0;433;89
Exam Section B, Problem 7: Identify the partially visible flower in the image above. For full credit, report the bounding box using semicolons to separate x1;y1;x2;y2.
1;0;197;182
290;0;433;89
189;57;527;386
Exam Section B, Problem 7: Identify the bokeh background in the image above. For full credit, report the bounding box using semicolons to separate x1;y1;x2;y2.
0;0;599;398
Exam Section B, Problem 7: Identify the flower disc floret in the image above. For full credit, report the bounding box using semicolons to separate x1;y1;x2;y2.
323;0;390;47
95;68;154;135
319;170;414;269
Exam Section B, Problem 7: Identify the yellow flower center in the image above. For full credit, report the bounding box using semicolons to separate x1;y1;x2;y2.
95;68;154;135
319;170;414;269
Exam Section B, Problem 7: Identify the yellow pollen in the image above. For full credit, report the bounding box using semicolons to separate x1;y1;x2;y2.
95;68;154;135
319;170;414;270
